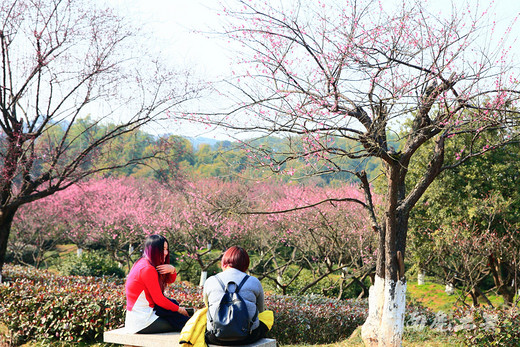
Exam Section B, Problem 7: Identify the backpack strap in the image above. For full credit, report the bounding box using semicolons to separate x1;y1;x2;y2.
214;274;226;291
235;275;249;293
236;275;258;324
208;274;226;324
215;274;244;293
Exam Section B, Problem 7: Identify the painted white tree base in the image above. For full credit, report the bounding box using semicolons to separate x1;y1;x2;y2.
199;271;208;287
417;272;425;285
361;276;407;347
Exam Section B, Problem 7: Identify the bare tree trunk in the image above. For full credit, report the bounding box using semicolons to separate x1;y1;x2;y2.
337;272;346;300
356;275;371;299
469;288;480;307
362;164;409;347
0;208;17;281
362;244;407;347
363;275;407;346
474;286;493;307
489;254;516;305
199;271;208;287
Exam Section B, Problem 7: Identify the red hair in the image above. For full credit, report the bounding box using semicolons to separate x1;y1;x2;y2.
143;234;169;291
221;246;249;272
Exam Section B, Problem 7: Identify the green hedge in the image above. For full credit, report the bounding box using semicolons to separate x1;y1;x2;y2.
58;251;125;278
266;294;368;344
0;265;126;345
0;264;369;345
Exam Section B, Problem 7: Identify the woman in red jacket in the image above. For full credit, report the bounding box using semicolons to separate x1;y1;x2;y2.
124;234;190;333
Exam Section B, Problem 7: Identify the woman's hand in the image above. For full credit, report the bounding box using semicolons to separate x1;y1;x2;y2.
178;307;189;317
156;264;176;275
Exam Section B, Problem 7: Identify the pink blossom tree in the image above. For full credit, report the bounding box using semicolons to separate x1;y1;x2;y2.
156;178;259;285
8;195;65;268
12;178;159;269
247;182;377;296
56;178;159;268
187;1;520;345
0;0;198;278
432;222;502;307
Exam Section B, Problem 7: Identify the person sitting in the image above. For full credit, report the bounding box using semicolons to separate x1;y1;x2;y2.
203;246;268;345
124;234;190;334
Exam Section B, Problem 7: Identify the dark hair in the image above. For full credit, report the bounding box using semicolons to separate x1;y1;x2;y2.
143;234;169;291
221;246;249;272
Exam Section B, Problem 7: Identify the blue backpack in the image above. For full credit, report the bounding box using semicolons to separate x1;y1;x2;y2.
208;275;258;341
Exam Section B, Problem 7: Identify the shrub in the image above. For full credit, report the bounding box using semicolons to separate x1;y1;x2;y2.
0;265;206;345
0;265;372;345
58;251;125;278
0;265;126;345
266;294;368;344
454;306;520;346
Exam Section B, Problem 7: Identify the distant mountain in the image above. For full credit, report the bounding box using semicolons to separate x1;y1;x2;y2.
186;136;221;150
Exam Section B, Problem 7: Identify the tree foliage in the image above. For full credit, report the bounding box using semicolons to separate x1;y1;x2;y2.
8;176;378;296
408;129;520;305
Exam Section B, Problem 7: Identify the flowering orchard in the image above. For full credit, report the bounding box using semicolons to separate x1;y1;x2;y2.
8;192;64;268
9;176;378;295
250;183;378;296
157;178;260;284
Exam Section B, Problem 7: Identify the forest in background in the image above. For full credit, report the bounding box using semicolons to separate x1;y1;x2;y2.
40;117;386;185
5;116;520;308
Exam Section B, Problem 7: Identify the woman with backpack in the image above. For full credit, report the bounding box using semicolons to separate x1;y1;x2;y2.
124;234;190;333
203;246;268;345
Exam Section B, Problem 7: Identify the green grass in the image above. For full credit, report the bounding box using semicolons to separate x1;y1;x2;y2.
406;278;505;312
407;281;461;312
282;326;464;347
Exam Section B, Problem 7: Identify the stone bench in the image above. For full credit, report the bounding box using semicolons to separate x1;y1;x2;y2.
103;328;277;347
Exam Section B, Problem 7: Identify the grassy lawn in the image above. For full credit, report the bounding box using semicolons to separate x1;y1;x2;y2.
406;278;505;312
282;327;464;347
54;244;78;255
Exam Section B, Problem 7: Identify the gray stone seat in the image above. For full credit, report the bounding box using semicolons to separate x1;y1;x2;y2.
103;327;276;347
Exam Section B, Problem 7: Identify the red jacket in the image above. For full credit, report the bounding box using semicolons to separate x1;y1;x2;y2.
125;257;179;312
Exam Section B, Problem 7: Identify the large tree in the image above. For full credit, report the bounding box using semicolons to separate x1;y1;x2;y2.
186;0;520;345
0;0;197;277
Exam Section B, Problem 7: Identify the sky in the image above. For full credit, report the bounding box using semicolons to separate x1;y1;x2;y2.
100;0;234;139
108;0;232;79
101;0;520;140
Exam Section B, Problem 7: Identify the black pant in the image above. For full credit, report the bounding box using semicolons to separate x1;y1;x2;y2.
205;321;269;346
137;317;176;334
137;298;190;334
